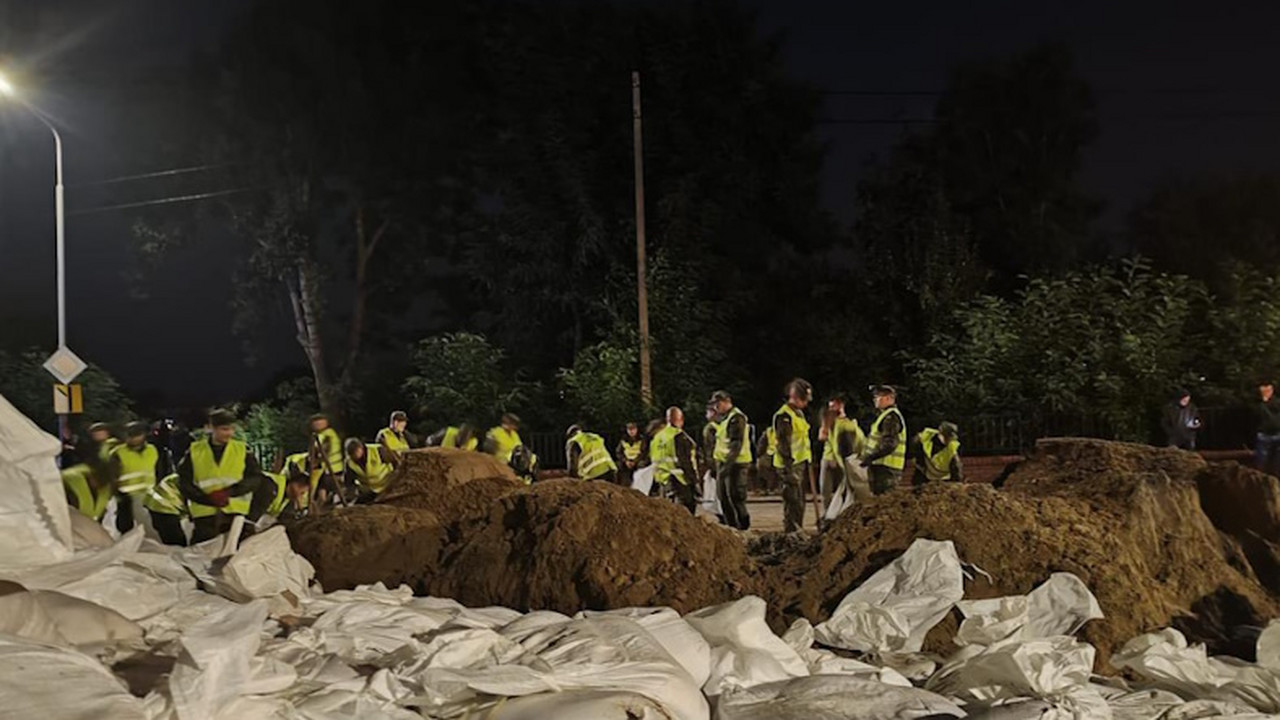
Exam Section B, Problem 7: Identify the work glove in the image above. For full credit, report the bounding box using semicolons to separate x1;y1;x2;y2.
207;489;231;507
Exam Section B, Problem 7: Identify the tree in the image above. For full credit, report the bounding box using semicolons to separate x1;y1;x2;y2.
240;378;320;460
0;348;134;431
558;339;645;433
401;333;534;431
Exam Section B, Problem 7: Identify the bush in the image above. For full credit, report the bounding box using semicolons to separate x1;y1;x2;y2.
402;333;534;430
0;348;134;432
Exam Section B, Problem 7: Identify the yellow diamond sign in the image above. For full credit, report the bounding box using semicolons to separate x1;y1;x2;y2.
43;346;87;384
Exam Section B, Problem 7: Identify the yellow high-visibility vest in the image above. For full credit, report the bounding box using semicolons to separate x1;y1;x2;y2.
376;427;410;454
187;439;252;518
314;428;344;474
651;425;695;486
265;471;290;515
486;426;523;463
348;444;393;494
620;439;644;462
113;443;159;496
568;432;616;480
918;428;960;481
443;426;479;451
823;416;865;463
867;407;907;471
144;473;187;516
714;407;753;465
63;464;111;521
772;404;812;468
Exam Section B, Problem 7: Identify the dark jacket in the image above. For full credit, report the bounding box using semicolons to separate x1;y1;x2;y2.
1259;397;1280;436
1161;401;1201;446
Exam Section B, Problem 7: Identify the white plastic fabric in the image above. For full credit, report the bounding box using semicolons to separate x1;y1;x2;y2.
955;573;1104;647
166;600;273;720
0;634;146;720
0;393;74;568
216;526;315;609
715;675;965;720
0;583;142;649
685;595;809;697
822;459;868;522
631;464;656;496
702;471;724;517
814;539;964;653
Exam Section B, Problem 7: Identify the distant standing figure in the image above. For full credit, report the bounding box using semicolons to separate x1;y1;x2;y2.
615;422;648;487
1256;381;1280;476
911;422;963;485
1161;389;1202;451
376;410;414;458
772;378;814;533
860;385;906;495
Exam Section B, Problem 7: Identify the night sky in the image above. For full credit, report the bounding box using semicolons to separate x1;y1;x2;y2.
3;0;1280;409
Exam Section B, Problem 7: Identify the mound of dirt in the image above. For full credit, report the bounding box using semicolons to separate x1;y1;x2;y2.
761;439;1279;670
287;505;447;592
429;480;758;615
1196;461;1280;594
377;448;522;530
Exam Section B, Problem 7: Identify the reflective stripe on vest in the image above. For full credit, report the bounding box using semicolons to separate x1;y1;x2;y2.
63;464;111;521
487;427;522;463
620;439;644;462
316;428;344;474
772;404;812;468
444;426;479;451
144;473;187;516
868;407;907;471
113;443;159;496
714;407;753;465
823;416;865;463
919;428;960;481
348;444;393;494
188;439;252;518
650;425;695;486
376;427;410;453
569;432;616;480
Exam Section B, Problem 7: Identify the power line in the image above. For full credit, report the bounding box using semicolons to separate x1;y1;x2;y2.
68;163;236;189
68;186;261;216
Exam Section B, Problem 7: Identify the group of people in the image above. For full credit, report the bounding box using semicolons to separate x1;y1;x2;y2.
60;378;966;543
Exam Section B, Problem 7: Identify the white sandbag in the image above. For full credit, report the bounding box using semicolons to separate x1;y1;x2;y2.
69;510;116;549
814;539;964;653
1;527;146;589
685;596;809;696
168;599;271;720
631;465;656;496
823;460;868;522
138;586;243;644
306;601;456;665
579;607;713;688
56;563;185;621
0;393;74;567
1100;687;1186;720
486;690;676;719
0;583;142;649
715;675;964;720
781;618;912;686
0;634;145;720
956;573;1103;648
702;471;723;517
1257;620;1280;672
1110;629;1219;690
926;635;1097;710
217;525;315;607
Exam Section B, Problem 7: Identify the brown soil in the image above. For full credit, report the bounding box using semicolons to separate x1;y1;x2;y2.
757;439;1280;670
1195;461;1280;594
377;448;523;538
287;505;447;592
429;480;758;615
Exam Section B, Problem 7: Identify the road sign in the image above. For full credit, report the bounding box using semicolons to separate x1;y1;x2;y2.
53;383;83;415
43;345;87;384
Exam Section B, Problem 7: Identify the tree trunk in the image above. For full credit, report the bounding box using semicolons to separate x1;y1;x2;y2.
342;205;389;384
287;262;340;419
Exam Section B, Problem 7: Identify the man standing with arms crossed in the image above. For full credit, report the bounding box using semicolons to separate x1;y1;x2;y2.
773;379;813;533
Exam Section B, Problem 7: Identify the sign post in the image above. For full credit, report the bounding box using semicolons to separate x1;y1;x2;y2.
45;347;86;468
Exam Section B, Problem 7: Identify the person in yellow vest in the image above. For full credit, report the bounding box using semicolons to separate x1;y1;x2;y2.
109;421;172;534
701;404;719;482
650;406;699;514
282;451;340;513
343;437;396;501
87;422;120;471
912;421;963;485
484;413;524;463
710;391;752;530
308;414;345;480
817;395;867;522
428;423;480;451
251;465;312;523
614;422;648;488
143;473;188;546
62;463;112;522
177;409;265;544
755;425;778;494
565;424;618;482
375;410;414;458
860;385;907;495
773;378;813;533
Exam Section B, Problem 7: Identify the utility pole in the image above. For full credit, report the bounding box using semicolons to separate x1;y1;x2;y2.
632;71;653;408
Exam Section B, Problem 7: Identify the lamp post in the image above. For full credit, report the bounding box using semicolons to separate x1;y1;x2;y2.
0;72;67;349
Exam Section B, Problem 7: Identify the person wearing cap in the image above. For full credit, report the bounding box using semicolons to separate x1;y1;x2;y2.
615;422;648;488
818;395;866;521
485;413;526;464
376;411;414;457
344;437;396;501
860;385;907;495
1161;390;1202;451
108;421;173;534
176;409;265;544
566;424;617;482
773;378;814;532
650;406;700;514
427;423;480;451
87;422;120;470
308;414;345;479
912;422;963;484
62;463;112;522
711;390;752;530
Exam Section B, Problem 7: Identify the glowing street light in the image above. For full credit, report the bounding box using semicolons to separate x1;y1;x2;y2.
0;70;69;353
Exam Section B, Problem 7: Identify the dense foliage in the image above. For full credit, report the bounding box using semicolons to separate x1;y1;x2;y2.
0;348;134;431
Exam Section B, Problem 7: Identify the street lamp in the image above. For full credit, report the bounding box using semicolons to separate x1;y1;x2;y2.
0;71;68;350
